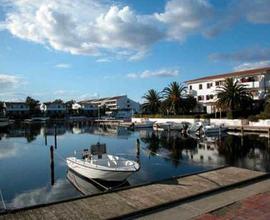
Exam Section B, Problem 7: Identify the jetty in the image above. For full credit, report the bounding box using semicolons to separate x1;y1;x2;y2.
0;166;268;220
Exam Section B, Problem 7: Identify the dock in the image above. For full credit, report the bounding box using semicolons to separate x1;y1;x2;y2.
0;166;267;220
228;125;270;134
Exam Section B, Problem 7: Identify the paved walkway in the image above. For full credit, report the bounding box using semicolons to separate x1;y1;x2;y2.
139;178;270;220
0;167;265;220
196;192;270;220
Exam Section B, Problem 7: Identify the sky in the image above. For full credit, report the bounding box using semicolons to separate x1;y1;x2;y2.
0;0;270;103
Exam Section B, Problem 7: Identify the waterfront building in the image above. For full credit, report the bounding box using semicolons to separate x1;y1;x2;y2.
185;67;270;113
4;102;30;118
43;101;67;117
84;95;140;118
76;102;98;116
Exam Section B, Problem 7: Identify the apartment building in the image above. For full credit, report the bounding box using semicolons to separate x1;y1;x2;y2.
84;95;140;118
186;67;270;113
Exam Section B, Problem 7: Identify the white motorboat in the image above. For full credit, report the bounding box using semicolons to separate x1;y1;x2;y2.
203;125;227;135
66;143;140;182
133;118;155;128
153;122;184;131
187;121;227;136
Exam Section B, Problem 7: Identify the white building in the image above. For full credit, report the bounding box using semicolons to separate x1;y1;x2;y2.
185;67;270;113
84;95;140;118
43;102;67;115
4;102;30;117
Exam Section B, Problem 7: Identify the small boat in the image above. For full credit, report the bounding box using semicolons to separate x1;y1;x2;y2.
132;118;155;129
66;143;140;182
203;124;227;136
187;121;203;135
153;122;185;131
187;121;227;137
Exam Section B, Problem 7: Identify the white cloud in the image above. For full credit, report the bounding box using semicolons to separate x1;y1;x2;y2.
127;68;179;79
155;0;213;41
0;74;21;89
55;63;71;68
234;61;270;71
1;0;163;59
11;180;77;209
78;92;98;100
204;0;270;37
209;47;270;63
1;0;270;60
96;58;110;63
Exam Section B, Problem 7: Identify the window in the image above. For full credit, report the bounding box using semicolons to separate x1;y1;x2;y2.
215;81;220;86
199;84;203;90
198;95;204;101
207;83;212;89
189;85;192;90
210;95;214;99
206;95;209;100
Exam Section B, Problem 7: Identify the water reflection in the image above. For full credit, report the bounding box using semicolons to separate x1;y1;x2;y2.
9;180;78;209
1;123;270;210
141;130;270;172
67;169;130;195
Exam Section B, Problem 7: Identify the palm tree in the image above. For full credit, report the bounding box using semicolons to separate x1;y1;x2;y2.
163;82;186;115
216;78;252;117
142;89;162;114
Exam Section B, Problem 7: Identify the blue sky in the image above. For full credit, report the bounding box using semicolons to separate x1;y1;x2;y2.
0;0;270;102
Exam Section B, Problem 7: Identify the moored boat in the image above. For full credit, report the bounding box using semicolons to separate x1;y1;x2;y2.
66;143;140;182
132;118;155;128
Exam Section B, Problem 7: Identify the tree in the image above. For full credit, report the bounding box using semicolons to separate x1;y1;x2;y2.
26;96;40;115
142;89;162;114
53;99;64;104
0;101;5;116
182;95;197;113
65;100;76;114
163;82;186;115
216;78;252;118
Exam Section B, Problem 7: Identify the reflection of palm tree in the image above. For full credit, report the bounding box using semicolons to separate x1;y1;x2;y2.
143;131;197;167
217;135;251;164
142;89;162;114
163;82;186;115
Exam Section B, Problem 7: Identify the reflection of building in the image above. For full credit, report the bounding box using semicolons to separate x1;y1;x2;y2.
4;102;30;117
83;95;140;118
183;137;225;164
186;67;270;113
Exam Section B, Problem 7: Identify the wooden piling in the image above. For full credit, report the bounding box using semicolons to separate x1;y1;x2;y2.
54;125;57;149
44;129;47;146
50;145;55;186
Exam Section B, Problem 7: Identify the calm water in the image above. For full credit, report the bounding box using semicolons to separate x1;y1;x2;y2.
0;122;270;210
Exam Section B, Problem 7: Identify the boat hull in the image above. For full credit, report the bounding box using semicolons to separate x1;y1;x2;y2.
66;157;135;182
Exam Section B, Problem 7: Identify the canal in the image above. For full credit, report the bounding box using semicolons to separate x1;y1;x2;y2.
0;122;270;210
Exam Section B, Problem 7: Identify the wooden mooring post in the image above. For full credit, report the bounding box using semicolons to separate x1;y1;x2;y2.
50;145;55;186
54;125;57;149
136;139;140;165
44;127;47;146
